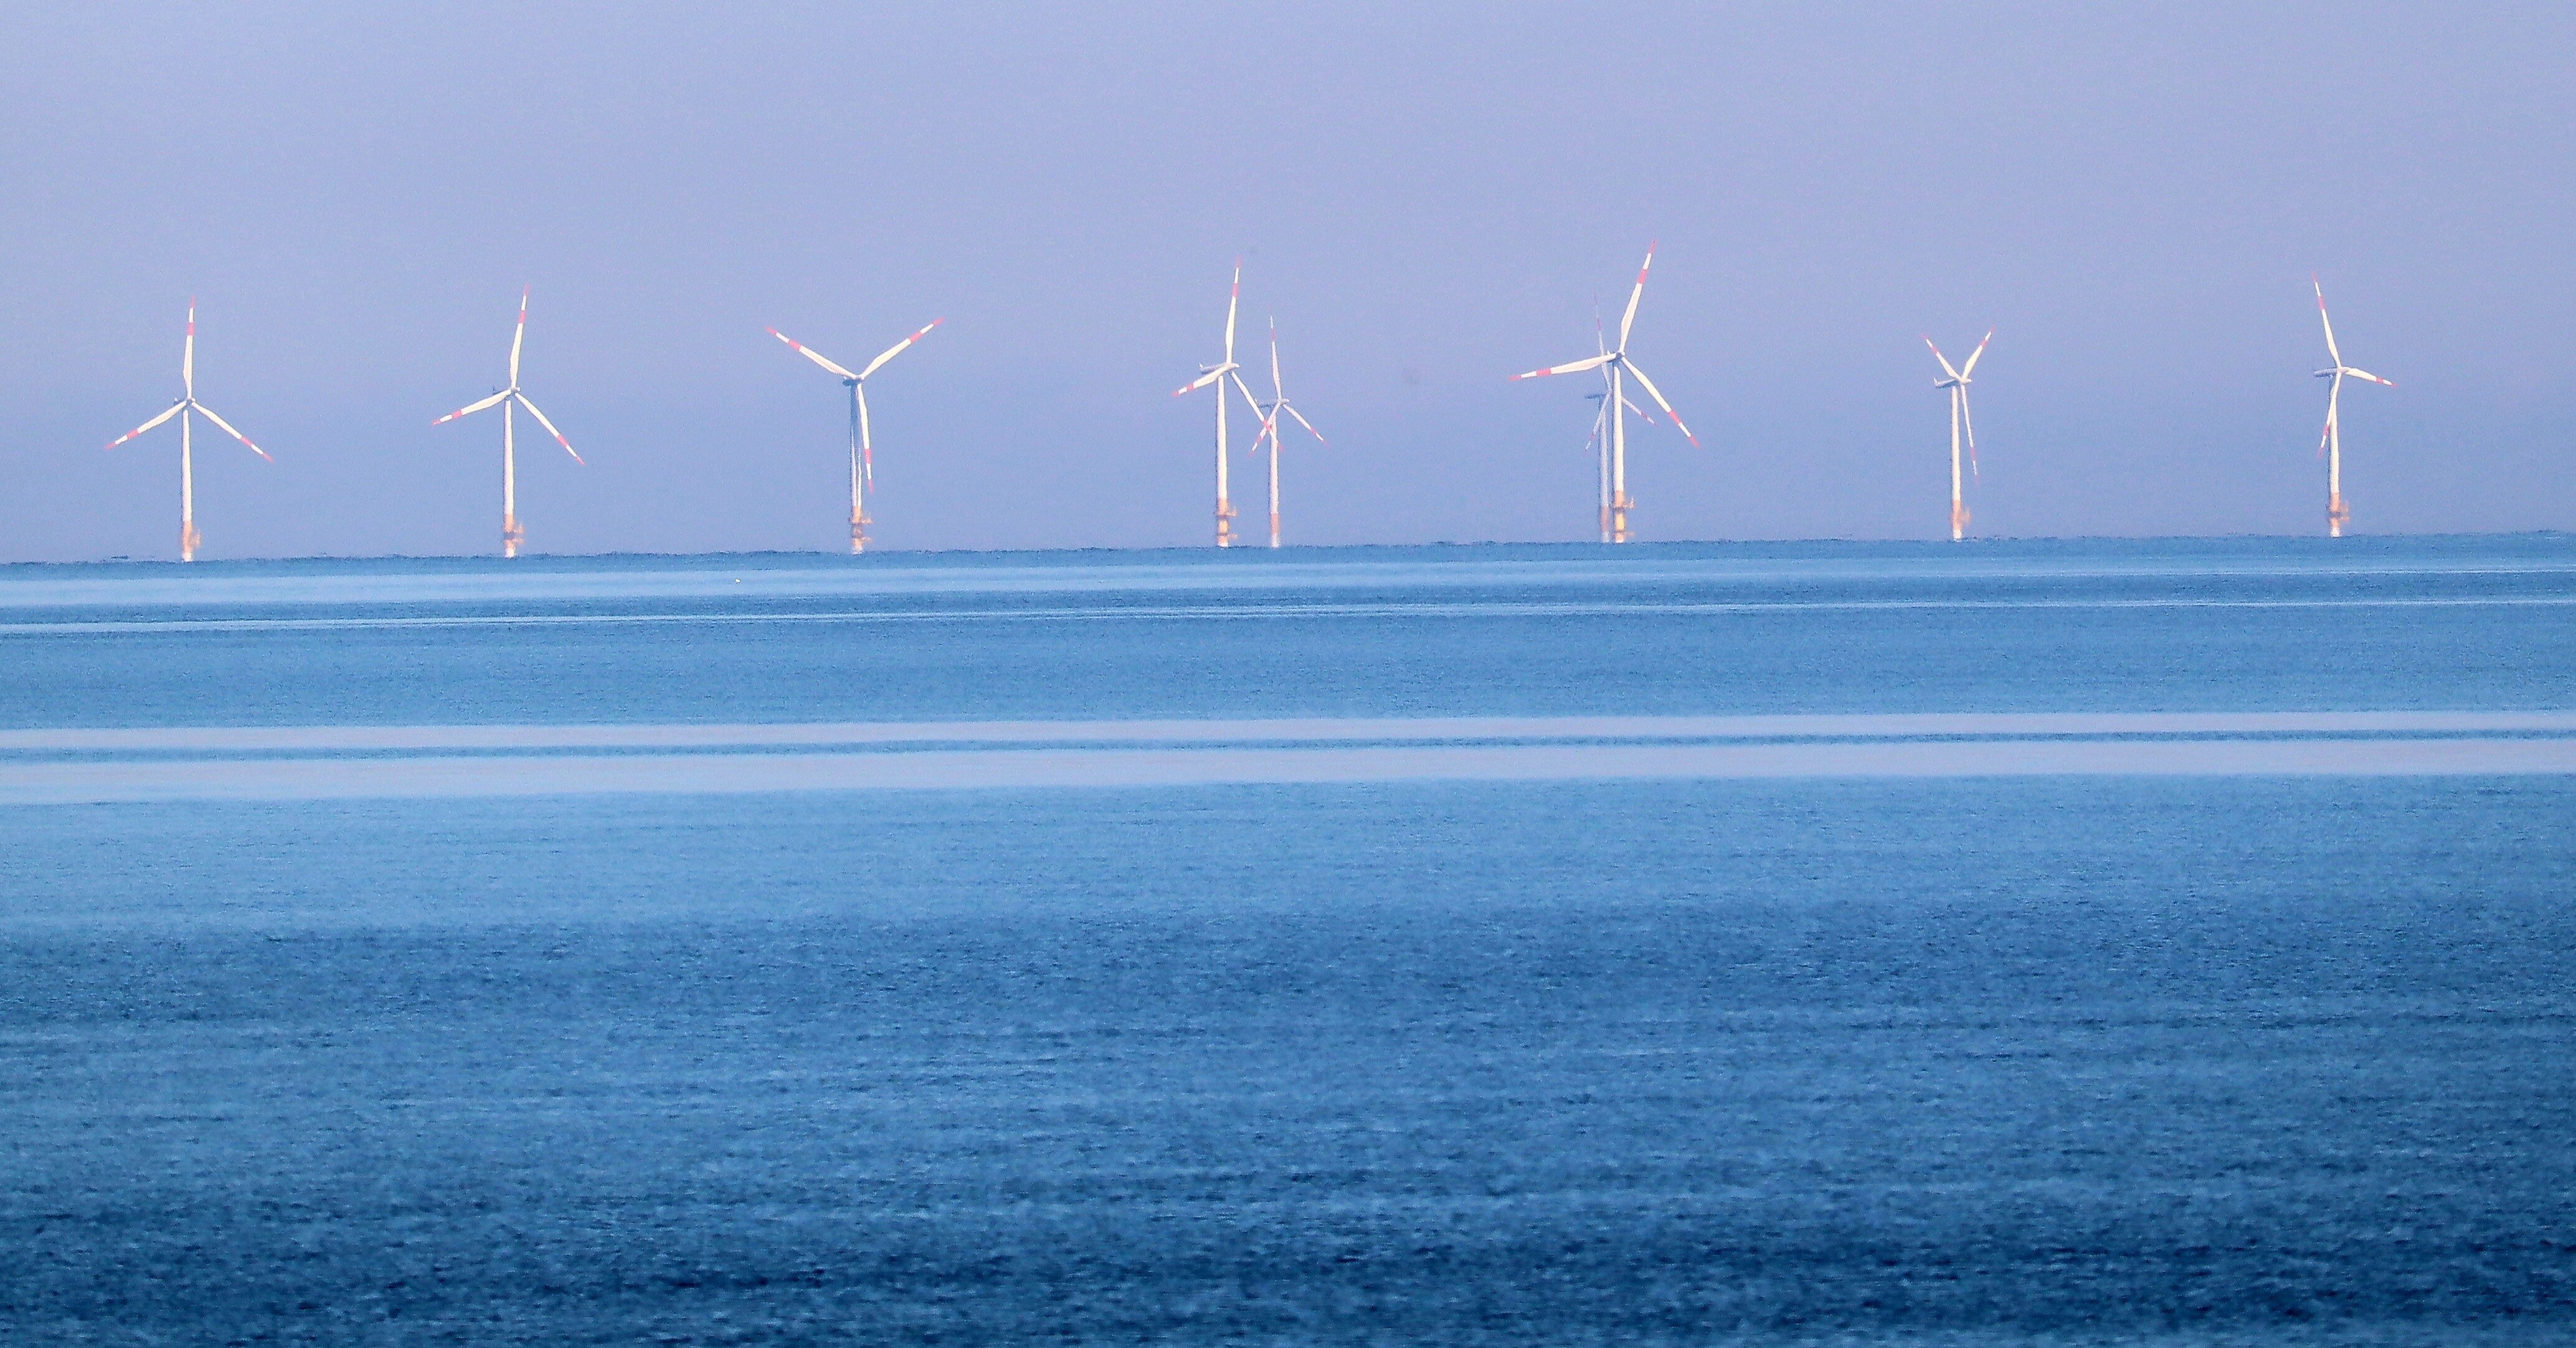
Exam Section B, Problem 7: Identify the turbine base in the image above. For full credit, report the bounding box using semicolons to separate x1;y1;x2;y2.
503;515;524;560
851;513;872;555
2329;493;2349;537
1215;498;1236;548
179;522;201;563
1951;501;1971;541
1611;493;1634;545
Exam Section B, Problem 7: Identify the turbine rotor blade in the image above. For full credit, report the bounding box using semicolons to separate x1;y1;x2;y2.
767;327;859;381
1229;369;1269;435
1224;258;1242;363
183;300;197;399
2318;372;2341;459
1959;329;1993;378
1959;390;1979;479
1922;335;1962;382
1617;242;1655;349
1621;359;1700;447
1173;368;1225;397
2343;367;2394;387
191;402;272;461
2314;275;2342;367
1268;316;1282;399
1284;404;1325;444
433;390;511;425
514;393;583;465
858;316;944;382
1247;404;1281;458
1512;354;1612;380
107;401;183;450
511;286;529;385
856;382;873;487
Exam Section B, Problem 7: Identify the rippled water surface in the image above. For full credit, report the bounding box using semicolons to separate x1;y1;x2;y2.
6;536;2575;726
3;539;2572;1344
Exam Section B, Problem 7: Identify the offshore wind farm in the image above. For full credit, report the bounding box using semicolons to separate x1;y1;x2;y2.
4;8;2572;1347
72;252;2407;560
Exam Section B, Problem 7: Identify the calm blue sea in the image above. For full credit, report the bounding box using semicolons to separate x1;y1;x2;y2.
3;538;2572;1343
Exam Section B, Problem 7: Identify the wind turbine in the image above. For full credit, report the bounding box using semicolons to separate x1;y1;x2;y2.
1172;258;1269;546
1244;317;1326;549
1574;308;1660;541
1923;330;1991;541
2313;276;2395;538
105;299;272;562
1513;242;1700;542
767;318;944;553
433;287;582;558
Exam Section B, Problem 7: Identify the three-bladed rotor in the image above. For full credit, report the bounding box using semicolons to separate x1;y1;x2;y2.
1923;330;1991;479
107;300;274;463
1510;244;1701;446
1246;317;1328;464
433;287;583;465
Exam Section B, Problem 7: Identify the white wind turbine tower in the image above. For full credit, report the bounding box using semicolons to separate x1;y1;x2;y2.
2312;276;2395;538
433;287;582;558
1172;259;1269;546
1575;309;1660;541
105;299;272;562
1244;317;1327;549
767;318;944;553
1923;330;1991;541
1513;243;1700;543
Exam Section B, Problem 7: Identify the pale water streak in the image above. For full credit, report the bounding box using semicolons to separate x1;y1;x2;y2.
6;546;2570;612
7;710;2576;752
6;713;2574;802
6;593;2573;637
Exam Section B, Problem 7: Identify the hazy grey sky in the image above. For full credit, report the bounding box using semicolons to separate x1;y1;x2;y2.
2;2;2570;560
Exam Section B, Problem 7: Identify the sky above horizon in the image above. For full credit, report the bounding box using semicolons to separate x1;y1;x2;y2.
1;2;2570;561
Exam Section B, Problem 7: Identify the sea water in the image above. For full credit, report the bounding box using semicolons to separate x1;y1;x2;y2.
2;538;2571;1342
